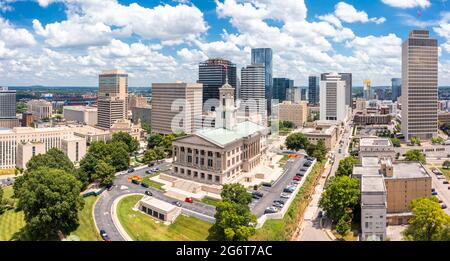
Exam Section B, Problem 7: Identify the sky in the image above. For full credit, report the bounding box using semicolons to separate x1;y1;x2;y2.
0;0;449;87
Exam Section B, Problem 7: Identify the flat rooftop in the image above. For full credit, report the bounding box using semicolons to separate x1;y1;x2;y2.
140;196;177;213
360;137;392;147
353;166;380;176
362;175;386;192
362;157;379;167
390;162;430;179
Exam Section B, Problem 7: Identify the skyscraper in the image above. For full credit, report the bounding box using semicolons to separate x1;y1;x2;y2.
300;87;307;101
363;79;372;99
308;76;320;105
320;73;348;122
251;48;272;115
391;78;401;102
273;78;293;102
0;87;16;119
240;64;266;125
198;58;237;110
321;73;352;106
97;69;128;129
401;30;438;141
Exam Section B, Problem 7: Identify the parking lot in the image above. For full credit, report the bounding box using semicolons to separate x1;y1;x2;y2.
250;156;313;217
430;169;450;215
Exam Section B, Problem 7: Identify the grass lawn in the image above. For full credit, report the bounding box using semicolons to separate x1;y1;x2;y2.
198;197;220;207
0;186;25;241
142;173;165;191
70;196;102;241
278;155;289;168
438;167;450;180
117;195;211;241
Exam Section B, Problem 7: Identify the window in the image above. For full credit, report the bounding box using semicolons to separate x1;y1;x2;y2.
174;167;178;173
201;150;205;155
201;173;205;179
188;148;192;153
187;170;191;176
216;152;221;158
187;156;192;163
208;151;213;157
201;158;204;165
208;174;212;180
208;159;213;167
223;98;226;106
195;157;199;164
215;176;220;182
194;172;198;178
181;147;185;152
180;168;185;174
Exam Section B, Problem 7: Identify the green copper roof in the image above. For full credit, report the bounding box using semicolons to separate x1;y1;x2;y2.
196;121;266;147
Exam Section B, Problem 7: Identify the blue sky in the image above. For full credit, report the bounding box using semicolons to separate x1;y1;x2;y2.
0;0;449;87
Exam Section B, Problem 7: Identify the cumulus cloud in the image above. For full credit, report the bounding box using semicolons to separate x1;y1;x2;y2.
334;2;386;24
381;0;431;9
0;17;36;47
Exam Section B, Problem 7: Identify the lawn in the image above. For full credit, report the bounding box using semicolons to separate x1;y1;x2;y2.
278;155;289;168
0;186;25;241
251;162;324;241
439;167;450;180
142;173;165;190
117;195;211;241
70;196;102;241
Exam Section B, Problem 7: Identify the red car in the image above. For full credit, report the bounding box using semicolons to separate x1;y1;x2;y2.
293;176;302;181
185;197;193;203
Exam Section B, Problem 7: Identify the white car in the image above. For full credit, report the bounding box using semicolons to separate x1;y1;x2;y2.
280;193;290;199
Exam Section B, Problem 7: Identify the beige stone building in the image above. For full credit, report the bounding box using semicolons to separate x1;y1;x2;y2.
151;82;203;135
171;82;268;185
276;101;307;128
63;106;98;126
27;99;53;121
97;70;128;129
359;137;396;159
0;126;87;169
301;121;339;150
138;196;181;224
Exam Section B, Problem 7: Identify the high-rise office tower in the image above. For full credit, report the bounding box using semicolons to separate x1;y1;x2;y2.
251;48;272;115
97;69;128;129
300;87;307;101
151;82;203;134
198;58;237;110
273;78;293;102
308;76;320;105
321;73;352;106
391;78;401;102
363;80;372;99
0;87;16;119
401;30;438;141
240;64;266;125
320;73;348;122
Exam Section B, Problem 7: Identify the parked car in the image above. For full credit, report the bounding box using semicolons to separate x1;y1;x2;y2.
106;184;114;191
283;187;295;193
144;190;152;196
273;202;284;208
145;170;153;174
141;182;149;188
99;229;111;241
185;197;193;203
442;204;447;209
293;176;302;181
448;186;450;190
280;193;291;199
300;167;308;171
444;180;449;184
252;191;264;198
262;182;272;187
303;161;312;167
131;179;140;185
296;172;305;177
264;206;279;214
306;156;315;161
432;188;436;192
273;199;285;204
438;199;443;203
127;168;135;173
172;201;182;207
432;191;438;196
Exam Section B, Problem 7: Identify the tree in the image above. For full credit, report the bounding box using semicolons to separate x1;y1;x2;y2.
79;152;99;179
312;139;328;162
280;121;295;129
336;157;357;177
109;143;130;171
390;138;401;147
285;132;309;151
319;176;360;224
336;214;351;235
405;149;426;164
14;167;84;240
26;148;75;174
443;160;450;169
209;184;256;241
141;123;151;134
403;197;450;241
410;136;421;146
431;136;443;144
147;134;163;149
0;186;4;214
16;102;27;114
111;132;139;153
92;160;115;186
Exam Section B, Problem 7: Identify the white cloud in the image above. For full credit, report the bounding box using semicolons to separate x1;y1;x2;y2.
434;22;450;53
334;2;385;24
381;0;431;9
317;14;343;28
0;18;36;47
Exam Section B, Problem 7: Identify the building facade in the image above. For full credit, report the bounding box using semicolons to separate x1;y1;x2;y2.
27;99;52;121
276;101;307;128
361;175;387;241
251;48;272;115
97;69;128;129
319;73;348;122
0;87;16;119
301;121;339;150
240;64;267;126
132;106;151;125
308;76;320;105
63;106;98;126
273;78;293;103
391;78;401;102
401;30;438;141
359;138;396;159
198;58;237;108
321;73;352;106
151;82;203;134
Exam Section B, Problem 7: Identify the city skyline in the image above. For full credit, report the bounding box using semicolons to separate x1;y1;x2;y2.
0;0;449;87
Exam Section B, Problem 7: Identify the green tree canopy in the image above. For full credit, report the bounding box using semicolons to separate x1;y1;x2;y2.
143;147;167;164
443;160;450;169
111;131;139;153
403;197;450;241
285;132;309;151
0;186;4;214
390;138;401;147
147;134;163;149
405;149;426;164
336;157;357;177
280;121;295;129
93;160;116;186
209;184;256;241
14;167;84;240
312;139;328;162
26;148;75;174
431;136;443;144
410;136;421;146
319;176;360;224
